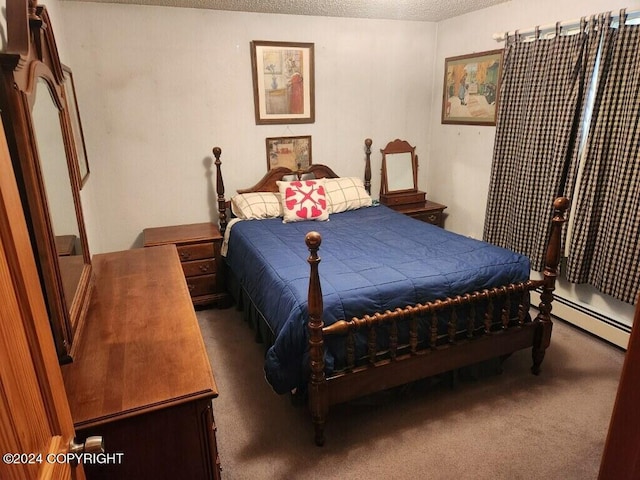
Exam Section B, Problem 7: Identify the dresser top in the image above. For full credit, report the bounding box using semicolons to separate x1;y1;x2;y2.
143;222;221;247
62;245;218;428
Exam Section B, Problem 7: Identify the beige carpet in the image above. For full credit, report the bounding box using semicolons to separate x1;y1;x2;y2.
197;307;624;480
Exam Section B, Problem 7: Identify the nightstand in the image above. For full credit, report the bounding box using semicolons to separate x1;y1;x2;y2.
143;222;231;308
389;200;447;227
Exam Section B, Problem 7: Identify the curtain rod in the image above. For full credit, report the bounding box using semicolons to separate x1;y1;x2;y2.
492;8;640;41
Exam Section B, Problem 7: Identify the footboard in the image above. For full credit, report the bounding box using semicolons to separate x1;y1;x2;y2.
305;197;570;446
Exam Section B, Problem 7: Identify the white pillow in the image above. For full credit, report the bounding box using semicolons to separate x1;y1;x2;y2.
230;192;283;220
276;179;329;223
324;177;372;214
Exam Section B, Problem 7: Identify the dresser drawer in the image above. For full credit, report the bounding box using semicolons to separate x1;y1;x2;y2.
186;274;217;298
177;242;215;262
182;259;216;277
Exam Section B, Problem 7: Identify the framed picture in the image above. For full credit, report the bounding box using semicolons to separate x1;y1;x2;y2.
62;65;90;187
251;41;315;125
441;49;503;126
266;135;312;171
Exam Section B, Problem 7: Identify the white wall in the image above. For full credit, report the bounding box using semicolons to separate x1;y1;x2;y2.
430;0;637;336
57;2;437;254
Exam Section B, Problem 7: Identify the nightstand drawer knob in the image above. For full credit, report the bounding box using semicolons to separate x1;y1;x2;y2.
428;214;437;222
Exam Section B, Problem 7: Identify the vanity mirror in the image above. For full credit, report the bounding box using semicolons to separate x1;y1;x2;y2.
379;139;426;208
1;2;92;362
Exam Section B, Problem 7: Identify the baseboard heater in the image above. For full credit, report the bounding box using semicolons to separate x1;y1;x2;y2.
531;289;630;350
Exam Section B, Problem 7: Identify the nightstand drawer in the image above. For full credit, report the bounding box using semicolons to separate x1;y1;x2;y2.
182;259;216;277
186;274;217;298
177;242;215;262
410;211;442;226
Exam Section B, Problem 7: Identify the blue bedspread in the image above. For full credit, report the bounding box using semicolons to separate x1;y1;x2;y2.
224;205;530;394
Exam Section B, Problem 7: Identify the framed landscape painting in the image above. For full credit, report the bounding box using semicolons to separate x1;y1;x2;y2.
251;41;315;125
266;135;312;171
442;49;503;126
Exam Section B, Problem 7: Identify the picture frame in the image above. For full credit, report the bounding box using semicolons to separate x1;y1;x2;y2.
266;135;312;171
441;49;503;126
251;41;315;125
62;64;90;187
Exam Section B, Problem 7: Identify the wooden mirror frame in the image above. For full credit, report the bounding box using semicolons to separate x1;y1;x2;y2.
1;1;92;362
379;139;418;196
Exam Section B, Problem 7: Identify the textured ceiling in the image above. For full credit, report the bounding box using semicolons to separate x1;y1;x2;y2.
64;0;510;22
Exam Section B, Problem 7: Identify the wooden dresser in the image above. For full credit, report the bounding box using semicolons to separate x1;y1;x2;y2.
143;223;230;307
62;246;221;480
387;200;447;227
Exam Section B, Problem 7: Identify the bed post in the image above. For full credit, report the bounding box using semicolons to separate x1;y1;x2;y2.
532;196;570;374
306;231;328;446
212;147;228;235
364;138;372;195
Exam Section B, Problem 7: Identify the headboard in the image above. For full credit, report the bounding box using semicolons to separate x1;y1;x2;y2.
213;138;373;233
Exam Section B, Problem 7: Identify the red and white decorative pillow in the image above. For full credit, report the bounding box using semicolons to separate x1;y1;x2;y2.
277;179;329;223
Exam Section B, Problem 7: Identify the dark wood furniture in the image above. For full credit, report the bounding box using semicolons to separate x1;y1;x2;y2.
379;139;427;210
388;199;447;227
62;245;222;480
55;234;77;256
213;139;567;446
598;295;640;479
0;1;93;362
143;222;230;308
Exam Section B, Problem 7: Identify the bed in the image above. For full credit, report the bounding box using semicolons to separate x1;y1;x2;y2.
212;140;568;446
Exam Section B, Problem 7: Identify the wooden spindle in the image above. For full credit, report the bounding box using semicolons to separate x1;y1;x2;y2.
389;315;399;360
409;313;418;354
368;318;377;365
346;325;355;370
502;288;510;330
448;300;458;343
430;307;439;348
467;301;476;339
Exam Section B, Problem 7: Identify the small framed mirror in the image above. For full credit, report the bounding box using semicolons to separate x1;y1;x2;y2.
379;139;426;209
380;139;418;195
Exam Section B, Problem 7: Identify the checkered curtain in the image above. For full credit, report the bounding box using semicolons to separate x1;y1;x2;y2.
565;19;640;304
483;18;603;271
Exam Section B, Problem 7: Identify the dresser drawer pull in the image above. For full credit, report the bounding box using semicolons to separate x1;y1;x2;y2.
199;264;210;273
188;283;195;292
180;251;191;261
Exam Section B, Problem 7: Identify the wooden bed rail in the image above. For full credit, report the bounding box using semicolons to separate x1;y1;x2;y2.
305;196;570;446
322;281;539;338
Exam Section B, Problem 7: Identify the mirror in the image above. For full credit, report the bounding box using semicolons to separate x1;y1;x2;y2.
380;139;418;194
32;77;85;312
379;139;426;210
385;152;415;192
0;4;92;362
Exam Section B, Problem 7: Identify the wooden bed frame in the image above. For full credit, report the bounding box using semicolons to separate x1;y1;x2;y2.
212;139;569;446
